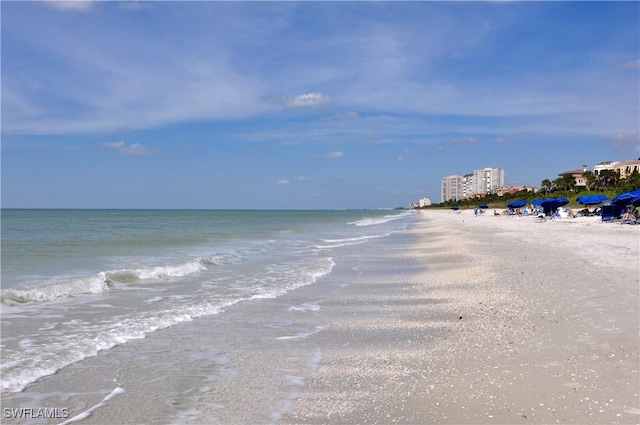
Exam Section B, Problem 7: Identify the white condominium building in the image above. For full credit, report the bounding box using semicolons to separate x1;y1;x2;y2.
441;167;505;201
441;175;464;203
471;167;504;196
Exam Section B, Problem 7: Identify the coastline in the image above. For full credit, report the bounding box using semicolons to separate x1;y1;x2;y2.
282;210;640;424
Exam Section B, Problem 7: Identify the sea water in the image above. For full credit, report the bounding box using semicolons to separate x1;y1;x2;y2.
0;209;417;424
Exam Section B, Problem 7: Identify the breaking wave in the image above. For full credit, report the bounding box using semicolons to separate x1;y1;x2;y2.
0;256;232;306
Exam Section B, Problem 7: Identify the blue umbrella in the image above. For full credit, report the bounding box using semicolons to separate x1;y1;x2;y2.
576;194;609;205
478;204;489;209
540;197;569;216
507;200;527;209
609;189;640;217
531;199;544;207
450;206;460;210
611;189;640;206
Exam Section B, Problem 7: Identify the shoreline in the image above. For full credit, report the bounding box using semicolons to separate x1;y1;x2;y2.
282;210;640;424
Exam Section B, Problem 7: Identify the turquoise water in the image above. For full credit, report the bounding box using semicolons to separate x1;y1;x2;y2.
0;209;416;396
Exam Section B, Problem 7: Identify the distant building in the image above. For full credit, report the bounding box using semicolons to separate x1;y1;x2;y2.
492;185;538;197
473;167;505;195
459;167;505;197
441;175;464;203
441;167;505;202
559;166;588;188
462;173;474;198
418;197;432;208
593;159;640;179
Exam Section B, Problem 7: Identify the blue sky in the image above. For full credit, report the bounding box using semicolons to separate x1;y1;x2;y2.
2;1;639;209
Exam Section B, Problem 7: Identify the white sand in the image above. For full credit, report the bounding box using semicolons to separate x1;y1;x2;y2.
282;210;640;424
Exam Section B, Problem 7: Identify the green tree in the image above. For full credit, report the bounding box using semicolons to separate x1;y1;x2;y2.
596;169;619;191
583;171;597;191
618;170;640;192
553;174;577;191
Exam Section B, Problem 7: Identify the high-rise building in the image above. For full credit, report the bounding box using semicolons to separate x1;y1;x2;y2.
441;175;464;203
471;167;504;195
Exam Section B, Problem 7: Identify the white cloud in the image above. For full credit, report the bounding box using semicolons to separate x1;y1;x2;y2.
285;92;331;109
323;151;344;159
101;141;155;156
44;1;96;12
102;141;125;149
276;179;290;185
606;133;640;154
297;176;312;181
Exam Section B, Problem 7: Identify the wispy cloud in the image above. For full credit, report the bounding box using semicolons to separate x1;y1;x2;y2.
44;1;96;12
101;141;156;156
620;59;640;69
606;133;640;154
276;179;290;185
446;137;477;146
322;151;344;159
2;2;638;142
285;92;331;109
322;112;361;122
494;132;531;144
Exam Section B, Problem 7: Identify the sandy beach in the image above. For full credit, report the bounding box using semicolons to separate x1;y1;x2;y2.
282;210;640;424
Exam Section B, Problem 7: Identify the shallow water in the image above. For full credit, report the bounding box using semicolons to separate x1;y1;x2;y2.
1;209;417;423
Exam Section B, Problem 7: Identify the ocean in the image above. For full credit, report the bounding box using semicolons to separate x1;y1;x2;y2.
0;209;417;424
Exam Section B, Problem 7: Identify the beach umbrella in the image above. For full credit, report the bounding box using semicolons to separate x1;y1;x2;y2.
611;189;640;205
540;197;569;216
531;199;544;207
507;200;527;209
610;189;640;216
478;204;489;209
576;194;609;205
450;206;460;210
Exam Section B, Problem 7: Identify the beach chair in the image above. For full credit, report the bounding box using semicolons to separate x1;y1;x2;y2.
601;205;616;222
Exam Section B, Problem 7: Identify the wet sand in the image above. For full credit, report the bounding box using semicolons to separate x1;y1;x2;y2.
282;210;640;424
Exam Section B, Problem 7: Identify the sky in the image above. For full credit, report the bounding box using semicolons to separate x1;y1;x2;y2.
1;1;639;210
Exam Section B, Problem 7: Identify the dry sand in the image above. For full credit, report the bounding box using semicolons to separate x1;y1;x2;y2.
281;210;639;424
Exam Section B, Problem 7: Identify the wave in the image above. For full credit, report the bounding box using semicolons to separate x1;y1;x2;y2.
0;275;112;306
1;257;336;393
105;259;207;283
348;210;414;227
315;233;390;249
0;255;233;306
1;299;236;393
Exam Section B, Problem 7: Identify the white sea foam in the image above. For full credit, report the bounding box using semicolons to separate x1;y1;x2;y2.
276;326;325;340
0;274;111;305
316;233;389;249
1;300;237;393
1;257;215;306
287;302;321;312
106;258;208;282
1;209;413;400
348;211;413;226
1;257;336;393
59;387;125;425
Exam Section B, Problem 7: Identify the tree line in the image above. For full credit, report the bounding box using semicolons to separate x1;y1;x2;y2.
541;169;640;194
429;169;640;209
